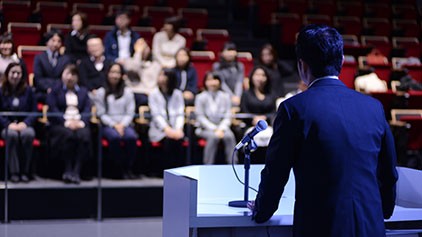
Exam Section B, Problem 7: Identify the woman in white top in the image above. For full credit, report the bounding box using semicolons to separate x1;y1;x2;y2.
94;63;138;179
148;68;185;171
152;16;186;68
195;72;237;164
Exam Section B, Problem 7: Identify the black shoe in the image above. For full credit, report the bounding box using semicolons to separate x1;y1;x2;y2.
20;174;30;183
10;174;20;183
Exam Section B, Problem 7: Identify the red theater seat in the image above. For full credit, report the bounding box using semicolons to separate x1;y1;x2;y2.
73;3;105;25
190;51;216;89
8;23;42;47
197;29;229;56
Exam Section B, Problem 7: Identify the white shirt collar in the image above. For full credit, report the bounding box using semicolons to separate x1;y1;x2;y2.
308;76;339;88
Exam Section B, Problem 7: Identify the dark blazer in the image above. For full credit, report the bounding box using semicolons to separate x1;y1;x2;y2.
78;57;112;91
64;32;90;63
33;51;71;94
253;78;398;237
103;26;140;62
174;65;198;94
46;83;91;126
0;87;37;129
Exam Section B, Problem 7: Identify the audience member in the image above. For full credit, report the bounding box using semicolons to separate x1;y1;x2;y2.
0;63;37;183
212;42;244;106
94;63;138;179
276;80;308;108
123;38;161;107
195;72;237;164
173;47;198;106
104;11;140;63
241;66;276;127
0;35;28;82
148;69;185;171
152;16;186;68
64;11;90;64
46;64;91;184
257;44;285;98
34;30;71;103
78;37;112;95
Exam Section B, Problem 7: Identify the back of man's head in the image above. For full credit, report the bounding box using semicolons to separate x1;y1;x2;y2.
295;24;343;78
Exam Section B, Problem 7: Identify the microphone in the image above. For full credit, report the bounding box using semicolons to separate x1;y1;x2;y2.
235;120;268;150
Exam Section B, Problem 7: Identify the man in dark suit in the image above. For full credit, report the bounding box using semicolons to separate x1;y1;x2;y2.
249;24;398;237
33;30;71;103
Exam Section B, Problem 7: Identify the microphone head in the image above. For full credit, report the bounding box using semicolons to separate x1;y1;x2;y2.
256;120;268;132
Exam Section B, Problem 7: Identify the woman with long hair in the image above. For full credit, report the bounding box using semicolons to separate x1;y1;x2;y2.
94;63;138;179
0;62;37;182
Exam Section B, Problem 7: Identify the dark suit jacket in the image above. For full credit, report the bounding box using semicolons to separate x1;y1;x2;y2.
253;78;398;237
46;83;91;127
78;57;112;91
0;87;37;129
33;51;71;94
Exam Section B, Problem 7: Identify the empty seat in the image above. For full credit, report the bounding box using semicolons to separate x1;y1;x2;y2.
336;1;363;18
392;4;418;20
271;13;301;46
73;3;105;25
364;3;391;18
334;16;362;36
392;37;421;58
143;6;175;30
46;24;72;36
88;25;113;39
237;52;254;78
308;0;336;16
190;51;216;89
167;0;189;11
257;0;278;25
179;28;194;49
197;29;230;56
1;1;32;26
131;26;156;47
178;8;208;32
303;14;332;26
8;22;42;47
17;45;48;76
392;19;420;38
339;55;357;89
363;18;392;36
280;0;307;15
37;2;69;25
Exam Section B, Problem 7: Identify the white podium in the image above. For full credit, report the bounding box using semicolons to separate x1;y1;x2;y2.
163;165;422;237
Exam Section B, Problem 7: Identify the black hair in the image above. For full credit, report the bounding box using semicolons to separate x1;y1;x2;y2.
258;43;278;68
175;47;191;70
164;16;182;33
71;11;89;32
295;24;343;78
104;63;126;112
1;62;26;96
161;68;178;96
248;65;271;95
43;29;64;44
203;71;222;90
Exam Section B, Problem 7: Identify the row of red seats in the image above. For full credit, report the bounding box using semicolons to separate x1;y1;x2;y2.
248;0;419;26
272;14;422;45
1;1;208;32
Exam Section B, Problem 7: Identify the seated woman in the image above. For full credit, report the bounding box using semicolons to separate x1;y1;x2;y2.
240;66;276;163
94;63;138;179
0;62;37;182
46;64;91;184
195;72;237;164
148;69;185;172
212;42;244;106
173;47;198;106
0;35;28;82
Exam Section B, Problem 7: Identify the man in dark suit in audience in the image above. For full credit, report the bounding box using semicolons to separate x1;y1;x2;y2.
33;30;71;103
249;24;398;237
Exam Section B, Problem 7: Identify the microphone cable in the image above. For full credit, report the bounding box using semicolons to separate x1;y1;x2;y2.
230;148;258;193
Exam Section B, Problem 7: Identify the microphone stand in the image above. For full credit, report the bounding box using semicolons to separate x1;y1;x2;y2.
228;139;258;208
